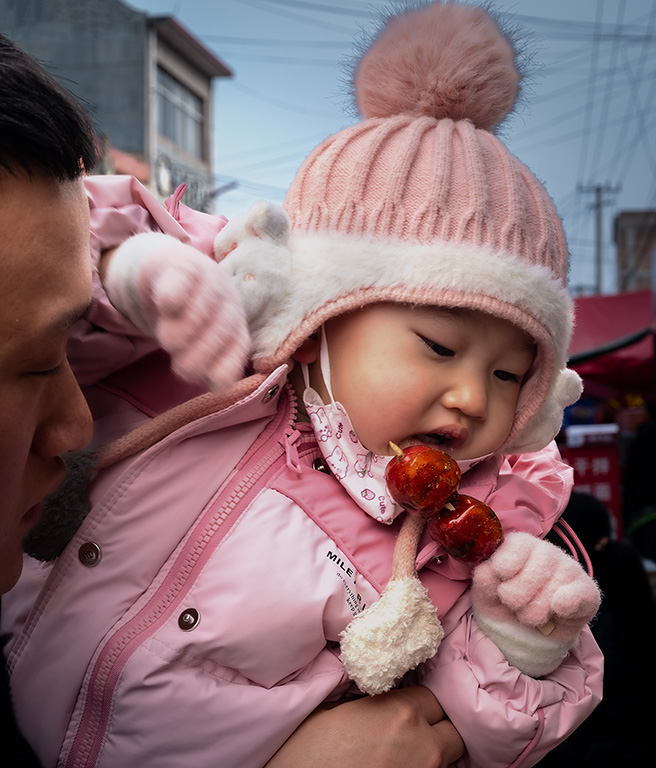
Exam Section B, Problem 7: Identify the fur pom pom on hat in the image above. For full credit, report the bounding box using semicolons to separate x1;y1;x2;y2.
354;1;519;128
216;0;582;455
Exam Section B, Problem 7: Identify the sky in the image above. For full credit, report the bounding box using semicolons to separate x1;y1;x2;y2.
126;0;656;295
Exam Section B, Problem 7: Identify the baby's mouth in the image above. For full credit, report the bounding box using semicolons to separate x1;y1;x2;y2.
413;426;467;451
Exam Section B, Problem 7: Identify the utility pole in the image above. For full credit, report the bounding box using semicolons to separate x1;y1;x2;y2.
578;183;621;294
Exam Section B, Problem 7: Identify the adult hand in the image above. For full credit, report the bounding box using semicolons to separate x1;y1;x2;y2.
265;686;464;768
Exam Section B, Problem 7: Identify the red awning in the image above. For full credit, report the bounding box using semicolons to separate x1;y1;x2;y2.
569;290;654;398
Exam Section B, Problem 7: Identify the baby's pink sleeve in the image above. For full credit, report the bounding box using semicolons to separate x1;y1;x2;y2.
419;595;603;768
68;176;164;385
70;175;229;386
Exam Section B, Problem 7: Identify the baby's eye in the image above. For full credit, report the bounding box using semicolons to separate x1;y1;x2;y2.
420;335;454;357
494;370;519;383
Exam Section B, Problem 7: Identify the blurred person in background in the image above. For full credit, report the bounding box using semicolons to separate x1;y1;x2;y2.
623;399;656;564
537;490;656;767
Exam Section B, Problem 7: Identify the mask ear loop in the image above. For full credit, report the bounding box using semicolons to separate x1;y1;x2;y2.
301;362;311;391
318;327;340;415
300;328;337;413
300;330;322;391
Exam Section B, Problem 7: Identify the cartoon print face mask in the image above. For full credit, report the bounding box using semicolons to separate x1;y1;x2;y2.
304;386;402;524
301;330;401;524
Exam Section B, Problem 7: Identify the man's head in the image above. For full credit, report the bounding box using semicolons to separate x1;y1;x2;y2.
0;33;97;179
0;34;97;593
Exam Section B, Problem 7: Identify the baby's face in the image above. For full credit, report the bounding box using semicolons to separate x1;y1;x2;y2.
308;303;535;460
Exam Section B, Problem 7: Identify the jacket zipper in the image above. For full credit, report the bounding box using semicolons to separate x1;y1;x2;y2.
64;387;297;767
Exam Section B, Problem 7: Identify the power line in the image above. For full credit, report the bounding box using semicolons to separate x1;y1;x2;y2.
216;174;288;196
589;0;626;165
234;0;354;33
227;79;340;116
221;50;338;65
218;131;326;162
576;0;605;186
201;35;348;48
237;0;373;17
608;4;656;184
221;147;307;174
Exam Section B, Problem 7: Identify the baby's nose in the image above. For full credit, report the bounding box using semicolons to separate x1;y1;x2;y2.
441;378;488;419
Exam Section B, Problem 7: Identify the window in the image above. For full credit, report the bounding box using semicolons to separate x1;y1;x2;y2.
157;67;204;159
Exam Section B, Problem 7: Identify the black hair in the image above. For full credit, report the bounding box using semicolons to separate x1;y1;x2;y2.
0;33;97;180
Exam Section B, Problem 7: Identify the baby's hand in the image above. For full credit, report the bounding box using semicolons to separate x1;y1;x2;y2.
471;531;601;677
103;232;250;393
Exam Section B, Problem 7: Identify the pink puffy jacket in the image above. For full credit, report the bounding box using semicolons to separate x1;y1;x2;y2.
1;177;602;768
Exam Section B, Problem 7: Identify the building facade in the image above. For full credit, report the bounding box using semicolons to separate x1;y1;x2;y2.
614;210;656;293
0;0;232;210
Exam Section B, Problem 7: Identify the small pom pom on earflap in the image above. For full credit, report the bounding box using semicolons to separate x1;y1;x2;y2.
354;1;520;130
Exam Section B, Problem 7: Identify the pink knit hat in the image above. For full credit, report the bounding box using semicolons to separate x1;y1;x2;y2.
215;0;582;455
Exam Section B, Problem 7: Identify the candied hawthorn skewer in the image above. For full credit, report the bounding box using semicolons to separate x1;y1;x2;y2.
427;493;504;566
386;443;556;635
386;442;503;566
385;443;461;517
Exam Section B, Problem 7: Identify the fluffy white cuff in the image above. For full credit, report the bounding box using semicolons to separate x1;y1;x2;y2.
473;610;576;678
340;576;444;695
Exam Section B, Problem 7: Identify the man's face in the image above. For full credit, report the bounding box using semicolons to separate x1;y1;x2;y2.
0;172;93;593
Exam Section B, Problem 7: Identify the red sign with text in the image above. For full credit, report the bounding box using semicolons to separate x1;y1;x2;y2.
560;444;623;537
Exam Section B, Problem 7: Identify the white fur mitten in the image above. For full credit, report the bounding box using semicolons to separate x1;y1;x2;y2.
339;515;444;695
472;531;601;677
104;232;250;393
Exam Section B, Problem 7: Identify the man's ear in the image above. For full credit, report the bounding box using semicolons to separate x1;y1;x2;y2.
292;333;320;364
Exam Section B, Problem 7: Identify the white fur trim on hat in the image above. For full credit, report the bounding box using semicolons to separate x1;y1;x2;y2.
215;202;578;453
217;205;572;361
247;232;571;365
